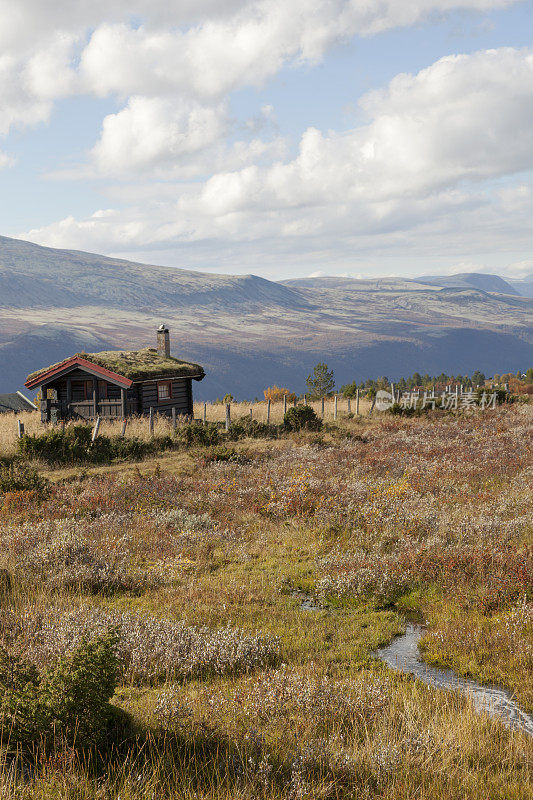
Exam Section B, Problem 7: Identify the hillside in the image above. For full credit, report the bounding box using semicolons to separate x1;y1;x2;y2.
0;235;532;399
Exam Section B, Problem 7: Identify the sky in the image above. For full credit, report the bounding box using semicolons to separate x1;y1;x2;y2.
2;0;533;281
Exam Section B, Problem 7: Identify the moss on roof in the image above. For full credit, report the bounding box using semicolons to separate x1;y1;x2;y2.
27;348;205;383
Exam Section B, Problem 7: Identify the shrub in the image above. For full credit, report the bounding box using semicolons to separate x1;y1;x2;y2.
5;606;280;685
0;462;49;498
177;421;221;447
284;405;322;431
227;417;278;440
0;633;118;752
18;425;173;465
264;385;297;402
202;445;249;464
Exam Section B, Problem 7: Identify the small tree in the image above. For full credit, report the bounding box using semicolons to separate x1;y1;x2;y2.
306;363;335;399
340;381;358;398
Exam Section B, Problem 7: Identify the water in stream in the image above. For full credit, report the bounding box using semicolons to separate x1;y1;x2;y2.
376;623;533;737
293;592;532;735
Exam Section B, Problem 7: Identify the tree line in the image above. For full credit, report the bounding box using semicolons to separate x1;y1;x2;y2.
260;365;533;401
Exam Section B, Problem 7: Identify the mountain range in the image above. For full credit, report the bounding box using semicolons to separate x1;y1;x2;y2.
1;234;531;399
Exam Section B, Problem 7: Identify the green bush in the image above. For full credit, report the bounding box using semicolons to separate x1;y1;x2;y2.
202;445;249;464
177;421;221;447
0;633;119;752
389;403;420;417
18;425;174;465
0;461;49;497
227;416;278;441
283;404;322;431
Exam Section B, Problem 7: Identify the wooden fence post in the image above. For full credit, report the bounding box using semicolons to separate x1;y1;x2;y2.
120;418;127;438
334;395;338;420
172;407;177;430
283;395;287;416
249;407;253;421
266;398;271;424
17;420;25;438
321;397;325;418
293;397;297;407
356;389;360;416
303;394;307;405
203;403;207;424
347;397;351;413
91;416;101;443
391;383;395;402
225;403;231;431
149;407;154;436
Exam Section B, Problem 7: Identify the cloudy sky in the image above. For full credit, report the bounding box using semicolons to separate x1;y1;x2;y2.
2;0;533;280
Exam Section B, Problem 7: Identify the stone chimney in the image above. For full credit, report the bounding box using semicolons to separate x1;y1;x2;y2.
157;324;170;358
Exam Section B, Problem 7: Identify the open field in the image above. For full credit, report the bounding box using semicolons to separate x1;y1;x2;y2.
0;404;531;798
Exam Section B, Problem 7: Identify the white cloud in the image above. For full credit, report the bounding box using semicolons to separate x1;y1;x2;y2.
0;0;520;139
22;46;533;276
91;97;229;174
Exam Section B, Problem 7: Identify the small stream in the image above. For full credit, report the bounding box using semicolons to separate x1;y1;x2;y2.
376;622;533;737
293;592;533;736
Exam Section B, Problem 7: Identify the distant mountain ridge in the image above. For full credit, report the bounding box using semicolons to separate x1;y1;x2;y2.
0;235;302;310
0;235;531;399
508;274;533;298
413;272;520;295
284;272;522;296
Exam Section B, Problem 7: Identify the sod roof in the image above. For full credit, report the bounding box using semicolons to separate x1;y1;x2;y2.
27;348;205;383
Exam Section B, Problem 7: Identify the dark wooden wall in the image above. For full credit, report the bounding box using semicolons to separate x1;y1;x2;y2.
138;378;192;416
39;371;194;420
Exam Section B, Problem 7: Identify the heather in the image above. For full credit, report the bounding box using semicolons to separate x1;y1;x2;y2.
0;404;531;798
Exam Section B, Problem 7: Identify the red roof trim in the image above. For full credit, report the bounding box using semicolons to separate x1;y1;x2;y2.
25;357;133;390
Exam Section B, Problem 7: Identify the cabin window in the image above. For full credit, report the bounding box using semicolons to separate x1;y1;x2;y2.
157;381;172;401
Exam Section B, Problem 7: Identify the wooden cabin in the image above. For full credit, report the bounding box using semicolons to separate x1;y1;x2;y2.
25;326;205;423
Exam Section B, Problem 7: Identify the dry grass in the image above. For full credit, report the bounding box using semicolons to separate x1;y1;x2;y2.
0;405;531;799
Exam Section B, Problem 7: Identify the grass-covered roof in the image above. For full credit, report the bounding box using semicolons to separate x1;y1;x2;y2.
27;348;205;382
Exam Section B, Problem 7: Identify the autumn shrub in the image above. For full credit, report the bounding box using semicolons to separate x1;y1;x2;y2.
283;404;322;431
264;385;297;402
0;633;119;752
2;605;280;685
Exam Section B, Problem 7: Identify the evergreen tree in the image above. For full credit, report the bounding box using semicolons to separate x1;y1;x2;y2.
306;363;335;398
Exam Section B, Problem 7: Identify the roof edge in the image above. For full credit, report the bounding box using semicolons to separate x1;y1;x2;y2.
25;356;134;390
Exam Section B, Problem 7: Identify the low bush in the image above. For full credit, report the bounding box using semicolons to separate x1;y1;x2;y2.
18;425;174;465
0;633;118;752
202;445;249;464
0;461;49;497
227;417;278;440
176;421;221;447
3;606;280;685
283;404;322;431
